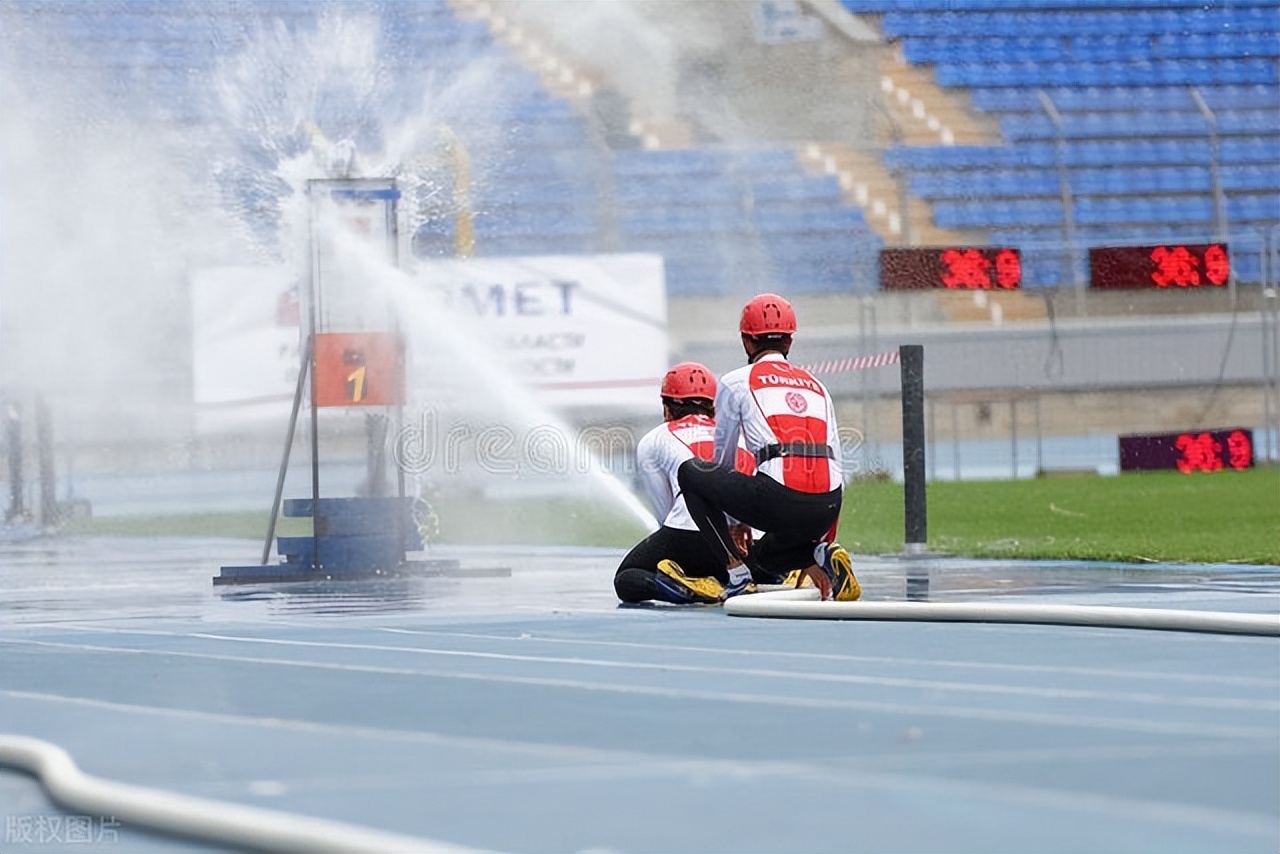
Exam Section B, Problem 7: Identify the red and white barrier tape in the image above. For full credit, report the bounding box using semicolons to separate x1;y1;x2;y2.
801;349;899;376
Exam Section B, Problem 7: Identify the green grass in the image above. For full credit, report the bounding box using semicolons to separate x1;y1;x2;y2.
61;467;1278;565
842;466;1279;565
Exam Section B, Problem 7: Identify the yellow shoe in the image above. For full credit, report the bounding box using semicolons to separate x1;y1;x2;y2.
782;569;814;588
655;559;725;605
817;543;861;602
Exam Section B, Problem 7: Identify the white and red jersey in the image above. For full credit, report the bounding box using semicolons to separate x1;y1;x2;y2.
713;352;844;494
637;413;755;530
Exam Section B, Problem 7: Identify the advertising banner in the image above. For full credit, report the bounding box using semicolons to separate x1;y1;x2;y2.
190;254;668;428
411;254;668;410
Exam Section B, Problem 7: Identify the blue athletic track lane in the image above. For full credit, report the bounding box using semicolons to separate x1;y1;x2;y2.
2;537;1277;853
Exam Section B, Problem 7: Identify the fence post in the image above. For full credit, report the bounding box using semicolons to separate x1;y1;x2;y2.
900;344;927;554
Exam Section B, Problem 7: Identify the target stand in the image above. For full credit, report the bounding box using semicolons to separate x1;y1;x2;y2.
215;178;488;585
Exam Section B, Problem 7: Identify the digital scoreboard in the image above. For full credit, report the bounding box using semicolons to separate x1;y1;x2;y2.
880;247;1022;291
1089;243;1230;290
1118;428;1254;473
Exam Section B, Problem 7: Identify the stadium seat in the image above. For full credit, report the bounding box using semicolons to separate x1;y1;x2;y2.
866;0;1277;262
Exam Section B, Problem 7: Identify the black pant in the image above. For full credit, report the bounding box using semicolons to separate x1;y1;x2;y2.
676;458;841;582
614;525;726;604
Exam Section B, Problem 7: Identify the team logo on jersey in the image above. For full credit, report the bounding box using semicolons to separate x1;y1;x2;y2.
785;391;808;413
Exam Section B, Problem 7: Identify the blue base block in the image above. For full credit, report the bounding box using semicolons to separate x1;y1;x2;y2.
276;535;407;572
215;496;439;586
213;558;465;586
283;496;423;549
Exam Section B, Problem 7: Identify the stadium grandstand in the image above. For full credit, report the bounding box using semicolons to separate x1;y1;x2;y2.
5;0;1275;293
854;0;1280;287
1;0;1277;478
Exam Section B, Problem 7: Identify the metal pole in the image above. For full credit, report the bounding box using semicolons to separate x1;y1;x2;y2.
1266;224;1280;462
4;400;23;522
951;402;960;481
261;340;312;566
896;167;913;248
1262;227;1272;463
1037;90;1083;312
1010;398;1018;479
1263;293;1274;464
873;95;911;247
1035;395;1043;476
900;345;927;554
1189;87;1228;244
859;298;872;472
859;298;881;469
35;398;56;527
307;181;323;571
1264;285;1274;460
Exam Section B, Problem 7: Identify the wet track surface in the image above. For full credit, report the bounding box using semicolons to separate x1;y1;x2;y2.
1;535;1278;853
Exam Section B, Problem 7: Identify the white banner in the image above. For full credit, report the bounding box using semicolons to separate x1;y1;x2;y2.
189;254;669;429
411;254;668;410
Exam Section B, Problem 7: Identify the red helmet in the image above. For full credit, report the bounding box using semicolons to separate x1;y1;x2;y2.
661;362;717;401
739;293;797;336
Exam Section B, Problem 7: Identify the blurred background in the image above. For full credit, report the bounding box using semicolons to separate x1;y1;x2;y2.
0;0;1276;539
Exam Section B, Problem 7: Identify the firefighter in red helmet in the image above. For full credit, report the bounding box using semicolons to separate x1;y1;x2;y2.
668;293;861;601
614;362;757;605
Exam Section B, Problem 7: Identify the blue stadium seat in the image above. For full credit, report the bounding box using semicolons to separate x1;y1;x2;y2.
1230;195;1280;223
751;175;844;203
1224;137;1280;163
615;179;743;207
1224;164;1280;191
754;206;866;233
22;0;1278;300
619;207;747;236
1221;109;1280;135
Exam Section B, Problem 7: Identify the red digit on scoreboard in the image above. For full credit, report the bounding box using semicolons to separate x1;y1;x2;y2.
1175;432;1223;473
941;248;992;289
1151;245;1200;288
1204;243;1229;285
1226;430;1252;470
995;248;1021;289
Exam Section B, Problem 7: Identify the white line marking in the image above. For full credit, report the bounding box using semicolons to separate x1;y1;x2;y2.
2;639;1272;738
375;626;1278;687
43;622;1280;687
12;629;1273;711
3;690;1275;841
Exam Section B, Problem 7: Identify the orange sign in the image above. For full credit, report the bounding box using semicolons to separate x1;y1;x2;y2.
313;332;405;407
